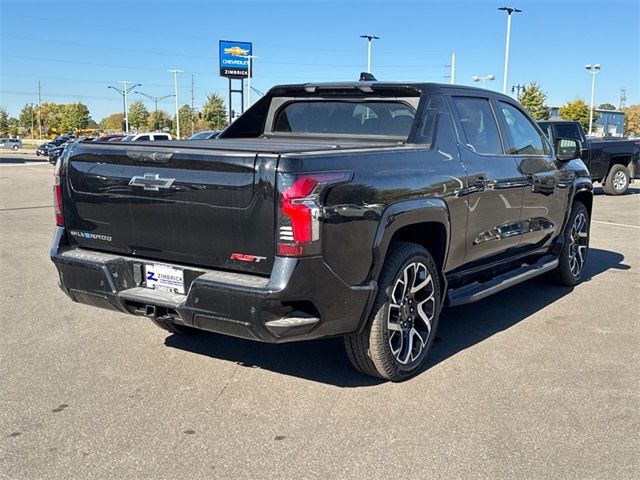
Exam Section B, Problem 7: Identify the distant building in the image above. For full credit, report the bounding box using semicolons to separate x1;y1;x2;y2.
549;106;625;137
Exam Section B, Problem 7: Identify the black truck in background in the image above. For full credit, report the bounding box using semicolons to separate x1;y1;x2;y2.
51;81;592;381
538;120;640;195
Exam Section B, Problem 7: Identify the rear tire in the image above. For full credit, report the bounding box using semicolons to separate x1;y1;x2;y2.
602;164;630;195
548;201;590;286
344;242;441;381
150;317;199;335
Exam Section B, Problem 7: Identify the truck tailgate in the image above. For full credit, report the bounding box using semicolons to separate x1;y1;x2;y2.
63;143;277;275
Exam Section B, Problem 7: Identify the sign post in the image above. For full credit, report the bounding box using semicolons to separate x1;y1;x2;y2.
219;40;253;122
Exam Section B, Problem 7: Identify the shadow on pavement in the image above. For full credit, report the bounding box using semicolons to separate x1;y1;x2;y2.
593;185;640;196
165;248;628;387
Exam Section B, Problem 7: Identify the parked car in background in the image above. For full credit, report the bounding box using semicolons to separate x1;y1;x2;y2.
93;135;125;142
0;138;23;150
538;120;640;195
120;132;173;141
187;130;221;140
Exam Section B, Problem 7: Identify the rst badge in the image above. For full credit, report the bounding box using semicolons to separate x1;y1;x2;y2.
230;253;267;263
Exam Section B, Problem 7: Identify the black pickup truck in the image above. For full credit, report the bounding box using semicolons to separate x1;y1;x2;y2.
51;82;592;381
538;120;640;195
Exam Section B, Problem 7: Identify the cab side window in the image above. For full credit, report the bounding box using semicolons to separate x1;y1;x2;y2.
498;102;546;155
452;97;503;155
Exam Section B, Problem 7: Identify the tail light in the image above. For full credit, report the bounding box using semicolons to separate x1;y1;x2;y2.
53;159;64;226
277;171;351;257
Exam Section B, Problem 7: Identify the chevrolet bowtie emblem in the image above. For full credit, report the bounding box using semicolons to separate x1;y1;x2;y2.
128;173;175;191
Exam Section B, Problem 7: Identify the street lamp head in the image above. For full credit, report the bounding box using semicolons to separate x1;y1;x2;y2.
498;6;522;14
360;34;380;40
487;74;495;81
472;75;480;82
585;64;592;70
594;64;601;71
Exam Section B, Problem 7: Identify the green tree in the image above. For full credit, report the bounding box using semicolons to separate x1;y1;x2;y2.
61;103;91;131
176;104;195;137
148;110;170;131
8;118;19;136
624;104;640;136
99;112;125;131
201;93;229;130
518;82;550;120
128;101;149;130
19;104;36;136
0;107;8;136
597;103;616;111
558;99;598;131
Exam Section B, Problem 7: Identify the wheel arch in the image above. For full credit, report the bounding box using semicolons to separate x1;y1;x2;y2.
368;198;450;286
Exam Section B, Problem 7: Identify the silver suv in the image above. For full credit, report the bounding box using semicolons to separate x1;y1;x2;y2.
0;138;22;150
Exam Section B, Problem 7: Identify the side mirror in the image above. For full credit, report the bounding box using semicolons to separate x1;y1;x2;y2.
555;137;581;161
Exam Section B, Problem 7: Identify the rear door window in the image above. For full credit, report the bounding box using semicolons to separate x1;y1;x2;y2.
135;135;150;141
452;97;503;154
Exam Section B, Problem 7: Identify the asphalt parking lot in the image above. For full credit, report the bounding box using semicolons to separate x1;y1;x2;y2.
1;156;638;479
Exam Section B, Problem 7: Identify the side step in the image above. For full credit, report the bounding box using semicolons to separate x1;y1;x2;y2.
447;255;559;307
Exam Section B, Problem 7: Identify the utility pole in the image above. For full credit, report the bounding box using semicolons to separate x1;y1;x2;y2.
242;55;258;111
498;6;522;94
37;81;42;139
168;69;183;139
511;83;526;97
360;34;380;73
619;88;627;110
191;74;195;136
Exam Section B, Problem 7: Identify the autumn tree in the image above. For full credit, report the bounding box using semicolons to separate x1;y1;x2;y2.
37;102;64;133
148;110;170;130
127;101;149;130
201;93;228;130
518;82;550;120
99;113;125;131
624;104;640;136
558;99;598;131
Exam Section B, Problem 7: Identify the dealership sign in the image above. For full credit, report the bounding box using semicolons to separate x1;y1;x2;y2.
219;40;252;78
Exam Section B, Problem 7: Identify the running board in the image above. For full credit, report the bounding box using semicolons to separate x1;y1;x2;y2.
447;255;559;307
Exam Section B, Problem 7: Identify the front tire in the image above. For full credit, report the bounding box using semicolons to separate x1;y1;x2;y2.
602;164;630;195
549;201;590;286
344;242;441;381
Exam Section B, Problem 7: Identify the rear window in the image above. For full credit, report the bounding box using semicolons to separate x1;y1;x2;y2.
273;101;415;137
554;123;582;142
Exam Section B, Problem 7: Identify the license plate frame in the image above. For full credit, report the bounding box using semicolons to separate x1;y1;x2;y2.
144;263;185;294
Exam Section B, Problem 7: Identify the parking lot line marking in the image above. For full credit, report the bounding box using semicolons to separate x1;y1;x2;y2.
0;205;52;212
592;220;640;230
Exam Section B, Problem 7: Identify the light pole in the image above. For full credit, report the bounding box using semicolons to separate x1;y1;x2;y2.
241;55;259;111
585;64;601;136
360;34;380;73
498;6;522;94
472;74;495;88
135;91;174;129
168;69;183;138
108;82;141;133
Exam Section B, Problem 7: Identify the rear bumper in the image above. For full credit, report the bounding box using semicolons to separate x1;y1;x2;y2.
50;227;376;343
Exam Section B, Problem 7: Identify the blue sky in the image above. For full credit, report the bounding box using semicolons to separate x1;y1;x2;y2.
1;0;638;121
